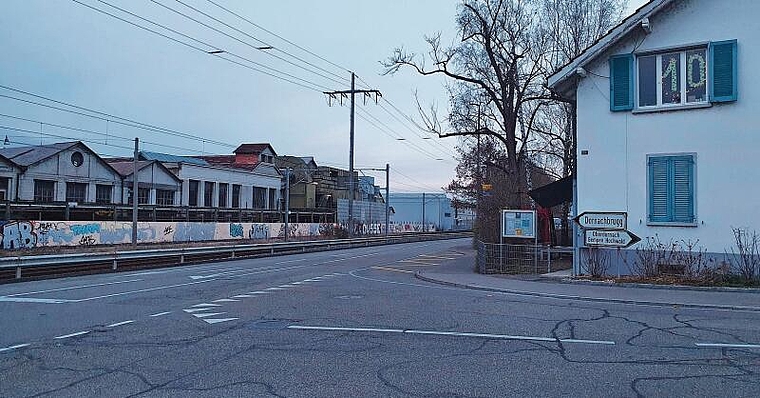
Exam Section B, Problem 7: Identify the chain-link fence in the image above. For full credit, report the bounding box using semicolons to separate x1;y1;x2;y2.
476;241;573;275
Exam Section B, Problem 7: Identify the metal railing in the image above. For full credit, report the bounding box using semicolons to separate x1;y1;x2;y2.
476;241;573;275
0;232;472;281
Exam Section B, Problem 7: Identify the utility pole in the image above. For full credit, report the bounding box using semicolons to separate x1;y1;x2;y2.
422;192;426;232
385;163;389;238
324;73;381;238
132;137;139;247
284;167;291;242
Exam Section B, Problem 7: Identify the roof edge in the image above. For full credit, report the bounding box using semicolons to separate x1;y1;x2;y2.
547;0;675;91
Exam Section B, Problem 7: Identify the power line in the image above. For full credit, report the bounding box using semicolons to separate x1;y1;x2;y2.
173;0;349;85
0;87;235;149
149;0;346;88
205;0;351;75
72;0;328;92
0;113;210;155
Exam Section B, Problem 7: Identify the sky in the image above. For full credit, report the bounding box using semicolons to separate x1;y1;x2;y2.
0;0;647;193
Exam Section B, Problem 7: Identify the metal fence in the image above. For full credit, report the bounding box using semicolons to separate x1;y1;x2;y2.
476;241;573;275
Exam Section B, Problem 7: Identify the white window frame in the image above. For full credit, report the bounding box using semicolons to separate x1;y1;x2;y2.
635;46;709;110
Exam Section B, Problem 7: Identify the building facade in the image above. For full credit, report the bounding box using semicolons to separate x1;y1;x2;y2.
549;0;749;270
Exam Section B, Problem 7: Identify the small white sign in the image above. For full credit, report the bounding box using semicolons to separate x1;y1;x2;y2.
502;210;536;239
575;211;627;230
584;229;640;248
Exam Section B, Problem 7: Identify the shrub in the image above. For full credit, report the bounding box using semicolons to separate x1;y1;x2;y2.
729;227;760;282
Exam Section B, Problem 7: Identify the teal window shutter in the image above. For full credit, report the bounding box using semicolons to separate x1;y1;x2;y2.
672;156;695;223
648;155;695;224
609;54;634;111
648;157;670;222
710;40;737;102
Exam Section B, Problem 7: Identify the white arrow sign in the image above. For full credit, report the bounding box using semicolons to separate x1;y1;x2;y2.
584;229;641;248
575;212;627;230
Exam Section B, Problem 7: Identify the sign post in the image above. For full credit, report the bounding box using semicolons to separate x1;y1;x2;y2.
583;229;640;248
501;210;538;272
574;211;640;275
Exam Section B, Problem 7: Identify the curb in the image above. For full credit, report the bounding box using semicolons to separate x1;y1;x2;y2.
415;272;760;312
551;277;760;294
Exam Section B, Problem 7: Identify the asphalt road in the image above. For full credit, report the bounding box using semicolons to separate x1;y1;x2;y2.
0;238;758;397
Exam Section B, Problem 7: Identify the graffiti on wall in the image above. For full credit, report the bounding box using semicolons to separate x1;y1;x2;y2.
0;221;357;250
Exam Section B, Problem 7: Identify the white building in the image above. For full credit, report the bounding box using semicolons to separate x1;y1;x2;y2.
549;0;747;270
389;193;454;231
0;142;122;204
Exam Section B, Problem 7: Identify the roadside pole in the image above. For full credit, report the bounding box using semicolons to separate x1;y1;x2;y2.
385;163;389;238
284;167;290;242
132;137;138;247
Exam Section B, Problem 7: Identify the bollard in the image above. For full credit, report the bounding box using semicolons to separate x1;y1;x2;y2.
16;266;21;279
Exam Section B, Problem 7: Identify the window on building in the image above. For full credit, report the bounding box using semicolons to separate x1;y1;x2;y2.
156;189;174;206
637;48;707;108
34;180;56;202
268;188;277;210
261;154;273;163
95;184;112;204
65;182;87;203
218;183;229;208
253;186;266;209
137;188;150;204
648;154;695;224
0;177;10;201
188;180;199;206
232;184;241;208
204;181;214;207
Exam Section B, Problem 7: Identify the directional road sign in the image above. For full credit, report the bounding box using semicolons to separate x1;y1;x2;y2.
584;229;641;248
575;211;627;230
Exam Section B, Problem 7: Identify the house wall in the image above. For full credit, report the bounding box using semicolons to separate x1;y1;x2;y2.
17;146;122;203
176;163;280;209
121;163;182;204
576;0;759;256
388;193;454;231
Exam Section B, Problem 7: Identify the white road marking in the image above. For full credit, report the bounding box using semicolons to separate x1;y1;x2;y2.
275;258;310;264
106;320;135;328
149;311;172;317
4;279;143;297
213;299;239;303
266;287;285;291
288;325;615;345
193;312;226;318
418;254;456;260
191;303;222;308
0;297;72;304
372;266;415;274
54;331;90;339
248;291;270;295
184;309;209;313
399;259;438;266
278;285;295;288
71;280;215;302
290;282;303;285
0;343;30;353
696;343;760;349
232;295;253;298
204;318;238;324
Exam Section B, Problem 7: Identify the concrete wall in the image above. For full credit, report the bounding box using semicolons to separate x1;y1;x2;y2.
576;0;758;257
0;220;338;250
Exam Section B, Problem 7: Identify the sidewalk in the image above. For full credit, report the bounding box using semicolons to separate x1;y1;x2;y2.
417;251;760;311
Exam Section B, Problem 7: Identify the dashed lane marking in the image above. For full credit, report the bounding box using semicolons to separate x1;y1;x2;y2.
184;308;211;313
418;254;457;260
192;312;226;318
106;320;135;328
248;291;270;295
372;266;415;274
54;331;90;339
150;311;172;317
398;259;439;266
204;318;238;324
696;343;760;349
213;299;239;303
231;295;254;298
0;344;30;353
191;303;222;308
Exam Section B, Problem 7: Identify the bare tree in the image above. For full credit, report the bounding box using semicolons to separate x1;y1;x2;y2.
384;0;556;210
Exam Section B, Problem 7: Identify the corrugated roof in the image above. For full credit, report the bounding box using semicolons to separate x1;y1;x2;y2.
0;141;79;167
139;151;209;166
106;160;153;176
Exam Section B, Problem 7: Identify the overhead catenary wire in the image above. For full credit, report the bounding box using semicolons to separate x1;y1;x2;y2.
72;0;329;92
148;0;346;88
204;0;352;76
171;0;349;85
0;89;236;150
